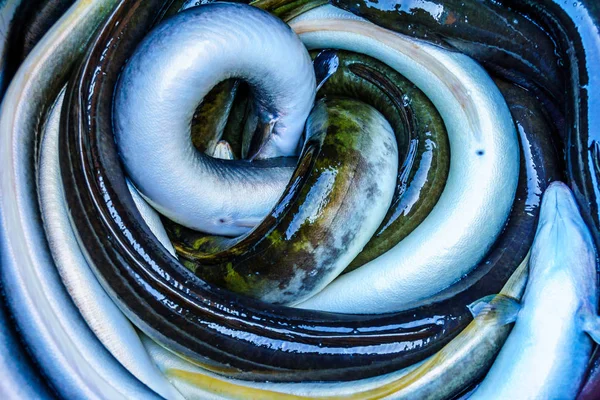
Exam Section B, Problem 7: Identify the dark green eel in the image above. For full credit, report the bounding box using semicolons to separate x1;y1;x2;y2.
174;97;397;305
313;50;449;271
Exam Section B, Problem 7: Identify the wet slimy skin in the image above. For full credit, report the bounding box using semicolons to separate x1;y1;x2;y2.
325;0;600;259
291;6;520;313
38;88;183;399
61;0;476;380
175;98;398;305
169;49;448;290
114;3;316;236
57;0;536;382
311;50;450;272
159;73;558;384
145;254;529;400
329;0;563;120
471;182;600;399
0;0;74;95
0;0;163;398
2;0;593;395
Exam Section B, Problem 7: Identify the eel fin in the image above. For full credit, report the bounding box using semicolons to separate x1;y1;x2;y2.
582;313;600;344
468;294;521;325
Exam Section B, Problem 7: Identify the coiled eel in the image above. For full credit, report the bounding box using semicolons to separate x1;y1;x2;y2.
167;48;451;280
42;69;556;396
328;0;564;129
311;50;450;271
60;0;502;381
120;252;530;400
54;0;556;384
114;3;316;236
114;2;519;314
39;88;184;399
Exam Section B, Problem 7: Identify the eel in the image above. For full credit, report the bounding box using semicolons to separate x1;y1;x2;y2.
507;0;600;255
290;5;519;313
162;75;555;386
0;281;55;398
470;182;600;399
0;2;597;396
0;0;584;394
0;0;74;96
38;87;184;400
0;0;21;98
411;78;561;309
0;0;163;398
311;49;449;271
57;0;482;381
498;2;600;393
114;3;316;236
331;0;600;261
178;97;398;305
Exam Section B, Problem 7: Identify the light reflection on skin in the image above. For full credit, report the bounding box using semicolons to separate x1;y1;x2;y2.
364;0;445;23
382;137;436;229
516;122;542;217
286;167;337;240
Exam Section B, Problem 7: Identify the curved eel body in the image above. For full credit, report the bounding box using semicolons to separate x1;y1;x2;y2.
329;0;564;125
169;48;451;275
134;252;530;400
311;50;450;272
499;2;600;393
471;182;599;400
60;0;491;380
39;88;184;400
0;0;21;97
168;46;448;295
0;0;164;398
1;0;74;95
291;5;519;313
114;2;316;236
178;98;398;305
516;0;600;259
326;0;600;266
